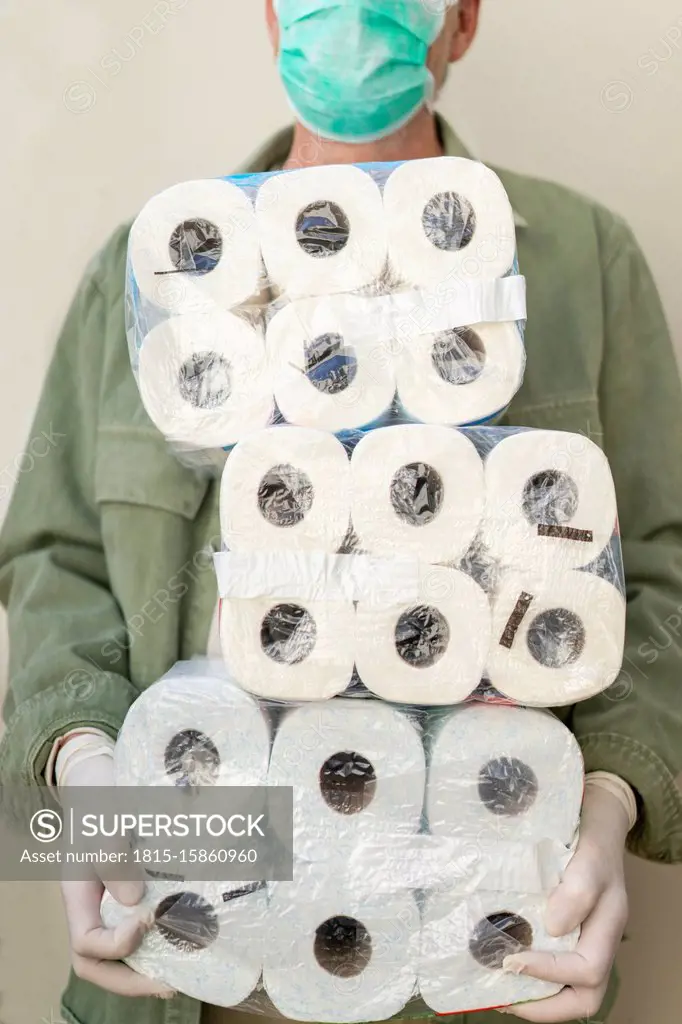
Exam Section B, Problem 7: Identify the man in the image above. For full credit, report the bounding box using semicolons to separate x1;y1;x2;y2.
1;1;681;1023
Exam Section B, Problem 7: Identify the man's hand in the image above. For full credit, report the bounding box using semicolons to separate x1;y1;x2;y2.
501;784;630;1021
59;753;175;999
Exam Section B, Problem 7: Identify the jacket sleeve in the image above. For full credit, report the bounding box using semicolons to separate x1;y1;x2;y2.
571;208;682;862
0;229;139;819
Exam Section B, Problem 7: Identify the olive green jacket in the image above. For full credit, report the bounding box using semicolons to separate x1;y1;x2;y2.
1;122;682;1024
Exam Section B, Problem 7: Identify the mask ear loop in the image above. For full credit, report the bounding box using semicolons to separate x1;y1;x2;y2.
422;0;460;14
424;71;438;115
424;0;460;111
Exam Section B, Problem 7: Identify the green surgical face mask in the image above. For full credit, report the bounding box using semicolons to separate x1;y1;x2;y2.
275;0;450;143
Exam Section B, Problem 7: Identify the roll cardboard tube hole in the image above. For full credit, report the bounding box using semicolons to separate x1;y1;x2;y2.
432;328;486;386
314;916;372;978
422;191;476;252
469;912;533;971
521;470;580;527
390;462;444;526
168;217;223;275
319;751;377;815
178;352;231;410
155;891;220;952
257;464;315;527
164;729;221;787
296;200;351;258
395;605;451;668
304;332;358;396
478;757;539;817
526;608;586;668
260;603;318;665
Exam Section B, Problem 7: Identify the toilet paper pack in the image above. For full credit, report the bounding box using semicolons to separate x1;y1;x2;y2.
214;423;625;706
126;158;527;463
111;664;583;1018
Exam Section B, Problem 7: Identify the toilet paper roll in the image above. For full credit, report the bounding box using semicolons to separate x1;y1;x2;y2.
267;699;426;854
265;874;420;1022
114;671;270;788
267;296;396;432
420;889;577;1014
255;165;388;298
350;425;484;561
481;430;618;570
219;596;356;701
487;571;626;706
355;566;491;705
220;427;351;552
425;703;583;844
130;179;262;313
138;311;273;449
102;879;266;1007
395;321;525;426
383;158;516;289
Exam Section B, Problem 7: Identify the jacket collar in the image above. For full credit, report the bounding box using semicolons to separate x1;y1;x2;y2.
240;115;528;229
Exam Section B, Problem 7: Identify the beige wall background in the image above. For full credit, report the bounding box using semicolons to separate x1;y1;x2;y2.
0;0;681;1021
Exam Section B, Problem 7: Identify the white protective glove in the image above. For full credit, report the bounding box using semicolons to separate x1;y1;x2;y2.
56;736;176;1000
500;782;631;1021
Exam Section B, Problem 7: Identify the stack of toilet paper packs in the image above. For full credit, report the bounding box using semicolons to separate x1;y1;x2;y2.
108;157;627;1018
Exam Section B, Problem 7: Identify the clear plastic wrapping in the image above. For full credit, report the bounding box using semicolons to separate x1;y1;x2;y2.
107;662;585;1019
214;424;626;708
115;155;627;1021
126;157;527;467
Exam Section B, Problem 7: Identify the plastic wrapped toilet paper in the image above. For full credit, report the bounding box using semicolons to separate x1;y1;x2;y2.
220;426;351;553
103;658;589;1021
350;424;485;561
394;321;525;426
214;423;624;707
129;179;262;314
219;596;356;701
267;700;426;855
425;704;583;844
267;296;396;431
419;889;577;1014
355;566;491;705
383;158;516;288
101;878;266;1007
113;666;270;788
481;430;618;570
126;158;527;462
264;874;420;1022
487;570;625;705
138;311;273;449
256;165;387;298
